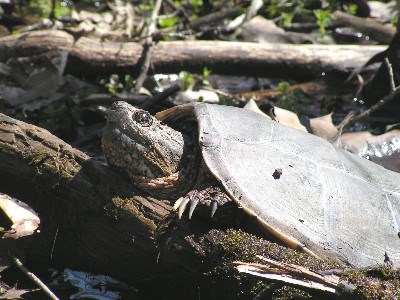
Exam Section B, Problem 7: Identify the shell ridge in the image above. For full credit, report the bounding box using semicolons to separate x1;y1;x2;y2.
332;145;347;172
319;164;331;245
268;121;275;143
385;193;400;233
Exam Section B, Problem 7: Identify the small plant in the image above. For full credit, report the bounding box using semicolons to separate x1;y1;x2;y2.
275;86;312;115
201;67;212;85
347;4;358;15
218;97;234;106
320;96;334;115
103;74;123;94
178;71;195;90
277;81;290;93
391;15;398;26
313;9;331;38
179;67;212;90
100;74;135;94
281;12;294;26
158;16;178;28
190;0;203;14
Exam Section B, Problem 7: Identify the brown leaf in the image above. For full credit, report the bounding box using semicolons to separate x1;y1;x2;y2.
0;286;32;299
244;99;307;132
0;193;40;239
309;113;338;141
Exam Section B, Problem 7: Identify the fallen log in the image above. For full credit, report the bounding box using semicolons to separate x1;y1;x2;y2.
0;113;166;279
0;30;385;80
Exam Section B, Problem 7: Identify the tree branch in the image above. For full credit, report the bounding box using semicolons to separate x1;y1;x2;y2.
0;30;385;80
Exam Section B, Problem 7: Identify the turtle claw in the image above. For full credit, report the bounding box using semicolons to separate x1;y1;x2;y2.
174;187;231;219
210;200;218;218
188;199;199;219
173;197;184;211
176;197;190;219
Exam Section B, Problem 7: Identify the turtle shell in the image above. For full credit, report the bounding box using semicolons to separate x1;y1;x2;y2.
157;103;400;267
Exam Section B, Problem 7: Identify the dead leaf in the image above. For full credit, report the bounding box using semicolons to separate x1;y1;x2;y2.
244;99;307;132
0;193;40;239
309;113;338;141
240;16;314;44
0;286;32;299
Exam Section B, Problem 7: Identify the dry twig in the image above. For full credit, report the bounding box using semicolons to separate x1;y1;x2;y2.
342;57;399;129
384;57;396;92
134;0;163;92
12;256;59;300
235;255;350;298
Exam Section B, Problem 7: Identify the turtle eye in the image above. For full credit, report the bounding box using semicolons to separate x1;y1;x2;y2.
134;110;153;127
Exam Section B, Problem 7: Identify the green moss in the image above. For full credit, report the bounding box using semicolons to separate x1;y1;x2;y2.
209;229;400;299
221;229;341;270
205;229;343;299
343;266;400;299
29;147;80;181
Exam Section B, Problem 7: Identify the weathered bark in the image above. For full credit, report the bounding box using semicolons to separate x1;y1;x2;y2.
0;30;385;80
0;113;169;278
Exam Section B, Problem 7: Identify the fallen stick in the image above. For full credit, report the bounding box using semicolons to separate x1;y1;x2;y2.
12;256;60;300
0;30;385;79
332;11;395;44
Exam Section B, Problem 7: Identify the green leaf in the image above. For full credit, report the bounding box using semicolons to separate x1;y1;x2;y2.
313;9;331;37
281;12;294;26
203;67;212;78
278;81;290;93
178;71;194;89
348;4;358;15
158;17;178;28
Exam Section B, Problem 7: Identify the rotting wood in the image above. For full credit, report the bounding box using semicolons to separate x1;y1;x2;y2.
0;30;385;80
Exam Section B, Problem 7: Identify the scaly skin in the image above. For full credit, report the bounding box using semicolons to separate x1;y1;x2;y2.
102;102;230;218
102;101;200;199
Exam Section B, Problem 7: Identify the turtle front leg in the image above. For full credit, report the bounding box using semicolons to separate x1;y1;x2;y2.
173;186;232;219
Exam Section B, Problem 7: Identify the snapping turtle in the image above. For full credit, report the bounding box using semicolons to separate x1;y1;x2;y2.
102;101;400;268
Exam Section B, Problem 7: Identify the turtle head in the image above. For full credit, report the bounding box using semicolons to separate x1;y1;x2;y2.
102;102;198;197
